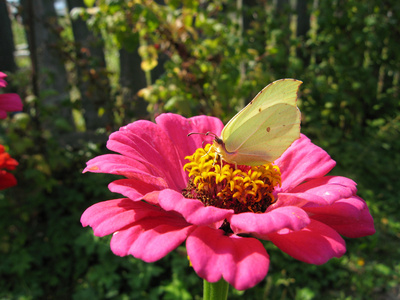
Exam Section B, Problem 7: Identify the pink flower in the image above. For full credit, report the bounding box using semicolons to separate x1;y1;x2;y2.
81;113;375;290
0;72;23;119
0;144;18;190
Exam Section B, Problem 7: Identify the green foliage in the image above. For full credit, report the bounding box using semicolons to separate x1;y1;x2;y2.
1;0;399;299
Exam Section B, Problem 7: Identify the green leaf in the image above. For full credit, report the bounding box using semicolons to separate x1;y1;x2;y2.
138;45;159;72
84;0;96;7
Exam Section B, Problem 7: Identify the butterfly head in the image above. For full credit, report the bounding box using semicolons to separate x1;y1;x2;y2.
188;131;238;166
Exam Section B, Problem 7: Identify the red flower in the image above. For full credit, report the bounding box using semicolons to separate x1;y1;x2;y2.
81;113;375;290
0;72;23;119
0;145;18;190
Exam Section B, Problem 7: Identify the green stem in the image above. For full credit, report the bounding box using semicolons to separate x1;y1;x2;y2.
203;279;229;300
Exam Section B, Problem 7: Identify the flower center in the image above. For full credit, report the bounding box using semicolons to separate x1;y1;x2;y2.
182;144;281;214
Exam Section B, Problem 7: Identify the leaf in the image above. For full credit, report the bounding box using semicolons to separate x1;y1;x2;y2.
84;0;96;7
138;45;159;72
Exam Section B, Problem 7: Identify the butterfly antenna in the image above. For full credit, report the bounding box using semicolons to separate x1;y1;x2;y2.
188;132;220;160
187;131;218;138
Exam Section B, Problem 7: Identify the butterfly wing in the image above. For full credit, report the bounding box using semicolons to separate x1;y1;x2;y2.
220;79;302;166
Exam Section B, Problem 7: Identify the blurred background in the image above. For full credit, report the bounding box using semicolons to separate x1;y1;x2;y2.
0;0;399;299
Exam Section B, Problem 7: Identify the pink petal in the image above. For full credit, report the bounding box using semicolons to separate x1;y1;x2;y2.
228;206;310;236
107;121;187;190
268;219;346;264
84;154;153;175
0;93;23;109
105;139;160;174
81;198;170;236
142;190;162;205
187;226;269;290
306;196;375;238
81;198;195;262
275;135;336;192
108;178;165;201
110;217;195;262
158;189;234;226
0;72;8;87
0;94;23;118
84;154;168;192
155;113;224;162
273;176;357;209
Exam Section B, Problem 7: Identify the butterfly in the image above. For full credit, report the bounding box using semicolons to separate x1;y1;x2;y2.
199;79;302;167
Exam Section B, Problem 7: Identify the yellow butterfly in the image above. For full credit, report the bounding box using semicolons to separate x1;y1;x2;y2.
207;79;302;166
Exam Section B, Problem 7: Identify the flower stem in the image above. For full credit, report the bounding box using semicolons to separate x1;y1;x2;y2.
203;279;229;300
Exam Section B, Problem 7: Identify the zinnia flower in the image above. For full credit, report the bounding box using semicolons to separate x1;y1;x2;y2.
81;113;375;290
0;72;23;119
0;144;18;190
